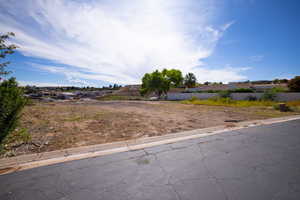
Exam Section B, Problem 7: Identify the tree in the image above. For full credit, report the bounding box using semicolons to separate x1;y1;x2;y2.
0;32;17;78
0;32;27;144
0;78;27;143
162;68;183;87
140;70;170;98
288;76;300;92
184;73;197;88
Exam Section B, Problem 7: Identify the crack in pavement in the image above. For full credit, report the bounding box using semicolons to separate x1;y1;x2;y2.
142;148;183;200
197;143;229;200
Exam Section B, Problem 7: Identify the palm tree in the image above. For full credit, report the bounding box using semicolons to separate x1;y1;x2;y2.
184;73;197;88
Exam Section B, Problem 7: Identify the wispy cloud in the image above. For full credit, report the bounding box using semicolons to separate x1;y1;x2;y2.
192;65;251;83
0;0;247;85
249;55;264;62
18;80;75;87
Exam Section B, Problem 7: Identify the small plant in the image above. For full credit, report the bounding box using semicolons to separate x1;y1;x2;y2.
232;88;255;93
219;90;232;98
261;89;277;101
190;96;198;101
273;103;292;112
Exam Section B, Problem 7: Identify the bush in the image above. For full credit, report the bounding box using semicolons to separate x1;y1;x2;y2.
273;103;292;112
0;78;27;143
190;96;199;101
219;90;231;98
261;89;277;101
288;76;300;92
232;88;255;93
211;97;234;104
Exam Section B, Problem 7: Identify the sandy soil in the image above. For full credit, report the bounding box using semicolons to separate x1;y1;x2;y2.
2;100;297;156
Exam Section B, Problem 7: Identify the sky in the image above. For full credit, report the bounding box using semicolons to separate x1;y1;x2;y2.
0;0;299;87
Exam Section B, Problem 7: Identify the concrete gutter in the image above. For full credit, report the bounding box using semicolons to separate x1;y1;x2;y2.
1;115;300;175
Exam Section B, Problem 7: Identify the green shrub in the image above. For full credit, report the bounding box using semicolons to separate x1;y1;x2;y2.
232;88;255;93
219;90;232;98
261;89;277;101
288;76;300;92
0;78;27;143
190;96;199;101
273;103;292;112
212;97;234;104
271;87;288;93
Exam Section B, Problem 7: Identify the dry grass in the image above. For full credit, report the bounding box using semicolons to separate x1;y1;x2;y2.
287;100;300;107
1;100;299;157
182;97;276;107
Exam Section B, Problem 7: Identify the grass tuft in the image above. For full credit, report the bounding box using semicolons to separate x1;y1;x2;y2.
96;95;145;101
182;97;276;107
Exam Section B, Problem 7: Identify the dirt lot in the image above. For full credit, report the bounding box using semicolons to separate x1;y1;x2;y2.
2;100;299;157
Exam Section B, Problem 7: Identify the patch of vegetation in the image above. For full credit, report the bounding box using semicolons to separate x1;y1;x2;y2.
0;128;31;156
182;97;276;107
64;115;83;122
260;89;278;101
0;78;27;144
96;95;146;101
287;100;300;107
184;73;197;88
183;88;256;93
0;32;28;147
232;88;255;93
288;76;300;92
218;90;232;98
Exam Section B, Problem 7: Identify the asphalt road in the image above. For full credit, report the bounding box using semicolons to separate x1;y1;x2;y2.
1;119;300;200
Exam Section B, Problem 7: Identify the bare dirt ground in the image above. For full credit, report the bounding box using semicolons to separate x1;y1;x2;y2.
2;100;298;157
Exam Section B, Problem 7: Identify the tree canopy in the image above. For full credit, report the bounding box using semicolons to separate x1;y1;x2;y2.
140;70;170;98
140;69;198;98
0;32;18;78
162;68;183;87
288;76;300;92
184;73;197;88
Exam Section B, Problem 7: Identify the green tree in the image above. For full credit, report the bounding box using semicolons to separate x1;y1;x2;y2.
0;32;27;144
162;68;183;87
184;73;197;88
288;76;300;92
0;78;27;143
140;70;170;98
0;32;17;78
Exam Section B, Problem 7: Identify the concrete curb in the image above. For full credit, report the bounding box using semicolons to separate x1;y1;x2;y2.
1;115;300;175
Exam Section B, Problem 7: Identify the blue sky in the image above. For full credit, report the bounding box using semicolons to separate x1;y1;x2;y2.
0;0;299;87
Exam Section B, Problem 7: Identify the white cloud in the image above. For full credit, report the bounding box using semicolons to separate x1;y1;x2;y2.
0;0;247;85
191;66;251;83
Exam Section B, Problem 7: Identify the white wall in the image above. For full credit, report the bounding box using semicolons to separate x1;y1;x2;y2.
167;92;300;101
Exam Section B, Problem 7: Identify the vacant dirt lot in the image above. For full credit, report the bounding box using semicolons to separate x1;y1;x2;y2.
2;100;298;157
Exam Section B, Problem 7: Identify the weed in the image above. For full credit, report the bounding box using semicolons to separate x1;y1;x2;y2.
182;97;276;107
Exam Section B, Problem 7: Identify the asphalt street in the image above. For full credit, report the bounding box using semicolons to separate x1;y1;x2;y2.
1;119;300;200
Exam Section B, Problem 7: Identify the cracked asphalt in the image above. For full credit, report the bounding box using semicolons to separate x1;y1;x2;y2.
1;119;300;200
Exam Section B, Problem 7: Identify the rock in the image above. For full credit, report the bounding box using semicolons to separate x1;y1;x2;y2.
278;103;290;112
149;96;158;101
